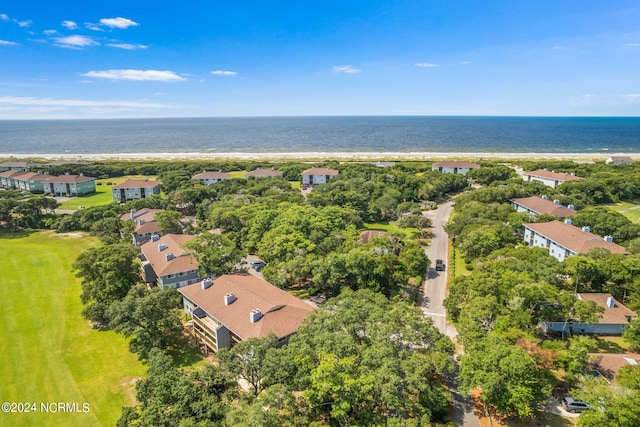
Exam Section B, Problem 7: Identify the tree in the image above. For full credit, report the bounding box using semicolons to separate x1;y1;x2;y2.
574;376;640;427
185;232;244;277
107;285;183;359
155;210;183;234
73;243;139;324
623;318;640;351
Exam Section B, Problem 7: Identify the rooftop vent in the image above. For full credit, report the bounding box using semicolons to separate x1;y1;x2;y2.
607;296;616;308
224;293;236;305
553;199;560;204
250;309;263;323
202;278;213;290
542;195;548;200
158;242;168;251
130;209;137;220
151;234;160;242
165;252;174;261
568;204;575;210
582;226;590;233
604;235;613;243
565;219;573;225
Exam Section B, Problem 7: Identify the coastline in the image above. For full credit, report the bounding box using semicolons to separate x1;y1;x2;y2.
1;151;637;162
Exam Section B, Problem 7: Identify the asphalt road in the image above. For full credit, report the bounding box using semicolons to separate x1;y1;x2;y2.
421;200;480;427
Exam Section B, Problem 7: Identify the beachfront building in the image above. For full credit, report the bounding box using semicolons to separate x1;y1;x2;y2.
540;293;637;336
0;161;38;172
139;233;201;289
178;273;314;353
606;156;633;166
511;195;577;218
301;167;339;185
192;171;231;185
12;172;48;193
521;169;582;188
112;179;161;203
245;168;284;179
523;220;626;262
121;208;165;246
43;174;96;197
431;161;480;175
0;170;28;189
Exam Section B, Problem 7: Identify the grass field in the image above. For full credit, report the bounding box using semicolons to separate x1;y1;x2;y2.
363;221;420;239
57;175;159;210
607;201;640;223
0;231;146;427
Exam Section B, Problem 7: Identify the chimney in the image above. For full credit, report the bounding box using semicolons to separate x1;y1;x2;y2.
224;293;236;305
202;278;213;290
553;199;560;204
130;209;136;220
568;204;575;210
606;296;615;308
250;309;263;323
151;234;160;242
582;226;590;233
604;235;613;243
158;242;168;251
565;219;572;225
165;252;174;261
542;195;548;200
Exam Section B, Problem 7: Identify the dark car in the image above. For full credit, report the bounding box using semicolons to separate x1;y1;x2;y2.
562;397;590;413
250;261;266;272
435;259;445;271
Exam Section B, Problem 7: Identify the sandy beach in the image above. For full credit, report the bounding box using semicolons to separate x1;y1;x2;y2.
1;151;637;162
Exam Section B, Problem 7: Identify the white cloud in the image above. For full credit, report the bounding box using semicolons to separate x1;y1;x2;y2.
61;20;78;30
0;95;174;109
83;69;185;82
55;35;99;48
43;29;57;36
0;39;17;46
624;43;640;47
16;19;31;28
211;70;237;76
85;23;103;31
108;43;148;50
332;65;361;74
619;94;640;103
460;61;471;65
99;17;139;29
0;14;9;21
415;63;437;68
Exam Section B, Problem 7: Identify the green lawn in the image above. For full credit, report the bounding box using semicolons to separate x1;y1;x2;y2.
228;170;246;179
57;175;159;210
606;201;640;223
0;231;146;426
363;222;420;239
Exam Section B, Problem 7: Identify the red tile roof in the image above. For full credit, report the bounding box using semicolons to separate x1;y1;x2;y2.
45;174;95;183
245;168;284;178
112;179;160;189
578;293;637;325
524;169;582;182
432;161;480;168
301;167;339;175
179;273;314;341
511;196;577;217
524;220;627;255
140;234;198;276
192;171;231;180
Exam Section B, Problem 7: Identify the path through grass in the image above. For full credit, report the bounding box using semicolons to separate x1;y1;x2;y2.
0;231;145;426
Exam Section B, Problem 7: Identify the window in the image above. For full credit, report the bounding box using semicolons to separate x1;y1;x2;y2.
166;274;174;279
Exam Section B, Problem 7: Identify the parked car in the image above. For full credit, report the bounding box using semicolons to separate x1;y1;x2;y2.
562;397;590;413
435;259;445;271
250;261;266;272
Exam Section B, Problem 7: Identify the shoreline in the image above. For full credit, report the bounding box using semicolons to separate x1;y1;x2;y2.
1;151;638;162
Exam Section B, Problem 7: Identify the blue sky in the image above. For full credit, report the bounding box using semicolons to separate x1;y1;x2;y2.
1;1;640;119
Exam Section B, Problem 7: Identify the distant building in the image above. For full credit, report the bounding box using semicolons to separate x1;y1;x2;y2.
606;156;633;166
12;172;48;193
179;273;314;353
511;195;577;218
139;233;201;289
521;169;582;188
432;161;480;175
0;161;38;172
112;179;161;203
0;170;28;189
245;168;284;179
541;293;637;336
43;174;96;197
523;219;626;262
301;167;339;185
192;171;231;185
121;208;165;246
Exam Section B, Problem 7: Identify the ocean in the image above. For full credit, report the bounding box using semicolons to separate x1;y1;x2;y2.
0;116;639;155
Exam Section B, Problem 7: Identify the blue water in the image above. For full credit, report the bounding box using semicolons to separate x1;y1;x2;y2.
0;116;639;155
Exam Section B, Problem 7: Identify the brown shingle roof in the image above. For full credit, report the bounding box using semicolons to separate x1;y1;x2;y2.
140;234;198;276
524;169;582;182
245;168;284;178
578;293;637;324
120;209;164;233
45;174;95;183
112;179;160;189
301;167;339;175
13;172;48;182
524;220;627;255
432;161;480;168
179;273;314;341
192;171;231;180
0;170;27;179
511;196;577;217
